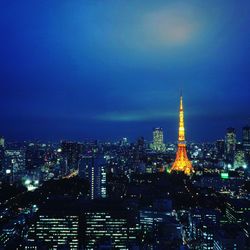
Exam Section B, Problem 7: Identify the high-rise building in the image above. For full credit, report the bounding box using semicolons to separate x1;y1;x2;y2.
134;136;145;163
27;215;79;249
84;205;139;249
89;156;106;200
0;147;5;172
225;128;236;162
200;224;216;250
0;136;5;148
216;140;225;159
60;156;68;176
80;155;107;200
225;199;250;224
151;128;166;152
214;224;247;250
243;126;250;166
4;149;26;184
170;94;193;175
120;137;129;146
85;212;128;249
139;209;182;248
139;209;174;232
79;155;93;179
243;126;250;152
26;201;80;249
189;208;220;247
0;223;17;248
26;198;139;250
234;143;246;169
25;144;46;169
61;141;83;169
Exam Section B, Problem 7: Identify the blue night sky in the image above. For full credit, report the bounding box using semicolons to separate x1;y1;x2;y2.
1;0;250;142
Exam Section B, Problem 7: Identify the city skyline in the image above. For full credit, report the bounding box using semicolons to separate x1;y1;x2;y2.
1;1;250;141
1;1;250;249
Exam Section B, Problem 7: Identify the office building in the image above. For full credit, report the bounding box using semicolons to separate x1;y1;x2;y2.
214;224;246;250
216;140;225;159
4;149;26;184
0;136;4;148
79;155;106;199
226;199;250;224
200;224;216;250
26;200;80;249
225;128;236;162
25;144;46;169
151;128;166;152
243;126;250;166
189;208;220;242
85;212;128;249
61;141;84;169
79;155;93;179
242;126;250;152
234;143;246;169
84;204;139;249
89;156;106;200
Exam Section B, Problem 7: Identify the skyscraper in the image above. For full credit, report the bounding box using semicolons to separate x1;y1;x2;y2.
61;141;83;169
25;143;46;170
170;94;193;175
89;156;107;200
80;155;107;200
151;128;166;152
234;143;246;169
242;126;250;152
242;125;250;165
216;139;225;160
0;136;5;148
27;215;79;249
84;203;139;249
225;128;236;162
4;149;26;184
26;200;80;249
79;155;93;179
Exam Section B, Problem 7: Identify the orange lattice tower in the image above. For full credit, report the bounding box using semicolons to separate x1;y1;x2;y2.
170;94;194;175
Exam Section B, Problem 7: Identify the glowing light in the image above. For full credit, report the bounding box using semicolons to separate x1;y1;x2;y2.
143;6;200;47
27;185;37;191
24;179;31;186
221;173;229;179
6;169;11;174
170;94;194;175
243;164;247;169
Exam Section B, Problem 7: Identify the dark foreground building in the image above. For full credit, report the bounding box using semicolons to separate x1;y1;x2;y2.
24;197;139;249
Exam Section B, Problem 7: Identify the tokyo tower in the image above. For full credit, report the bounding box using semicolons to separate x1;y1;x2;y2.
170;94;194;175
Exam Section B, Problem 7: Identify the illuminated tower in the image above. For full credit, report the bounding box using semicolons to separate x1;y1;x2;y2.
170;94;193;175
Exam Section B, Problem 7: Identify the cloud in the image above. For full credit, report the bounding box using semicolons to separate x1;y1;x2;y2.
96;110;177;122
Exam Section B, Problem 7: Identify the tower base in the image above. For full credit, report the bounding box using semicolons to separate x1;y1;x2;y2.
170;144;193;175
